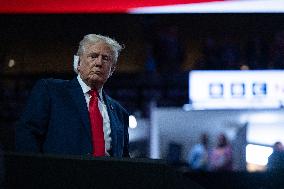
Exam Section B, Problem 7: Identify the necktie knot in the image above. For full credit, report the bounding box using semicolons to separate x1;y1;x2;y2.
89;90;99;99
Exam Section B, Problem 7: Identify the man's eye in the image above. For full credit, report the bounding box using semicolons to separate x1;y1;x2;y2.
88;53;98;59
103;56;110;61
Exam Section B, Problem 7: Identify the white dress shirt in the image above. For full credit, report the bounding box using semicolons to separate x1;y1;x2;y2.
77;75;112;155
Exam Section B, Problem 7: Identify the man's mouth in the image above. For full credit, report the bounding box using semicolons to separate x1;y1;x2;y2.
90;71;101;75
94;71;102;75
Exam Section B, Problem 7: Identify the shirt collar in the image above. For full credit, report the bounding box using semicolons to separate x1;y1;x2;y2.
77;74;103;100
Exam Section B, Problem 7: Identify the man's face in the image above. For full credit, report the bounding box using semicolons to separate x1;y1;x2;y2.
78;42;116;89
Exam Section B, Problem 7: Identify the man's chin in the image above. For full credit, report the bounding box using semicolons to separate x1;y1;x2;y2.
89;76;106;88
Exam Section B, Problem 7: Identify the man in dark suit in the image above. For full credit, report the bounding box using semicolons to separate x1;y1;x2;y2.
16;34;129;157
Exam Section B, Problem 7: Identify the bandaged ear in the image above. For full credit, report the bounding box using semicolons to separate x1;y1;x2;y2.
109;65;116;77
73;55;80;73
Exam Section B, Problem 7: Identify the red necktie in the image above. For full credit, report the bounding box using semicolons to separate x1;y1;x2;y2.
89;90;105;156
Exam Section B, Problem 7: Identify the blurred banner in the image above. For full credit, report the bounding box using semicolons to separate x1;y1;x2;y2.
189;70;284;109
0;0;284;13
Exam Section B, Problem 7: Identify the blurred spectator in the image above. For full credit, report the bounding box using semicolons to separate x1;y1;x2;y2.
267;141;284;171
166;142;183;165
195;37;221;70
144;43;157;73
219;35;241;70
209;133;233;171
244;35;269;69
152;25;185;73
187;133;209;171
269;30;284;69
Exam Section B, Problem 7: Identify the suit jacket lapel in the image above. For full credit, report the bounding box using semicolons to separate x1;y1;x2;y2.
67;78;91;140
103;91;118;156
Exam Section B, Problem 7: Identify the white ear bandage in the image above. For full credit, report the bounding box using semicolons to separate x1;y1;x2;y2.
73;55;79;73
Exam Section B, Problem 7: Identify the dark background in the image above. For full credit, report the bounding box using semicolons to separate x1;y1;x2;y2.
0;13;284;152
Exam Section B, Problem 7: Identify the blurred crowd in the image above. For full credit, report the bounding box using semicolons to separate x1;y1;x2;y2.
144;25;284;73
194;30;284;71
187;133;284;172
187;133;232;172
267;141;284;171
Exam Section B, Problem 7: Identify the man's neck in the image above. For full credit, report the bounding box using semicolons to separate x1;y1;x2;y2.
77;75;103;100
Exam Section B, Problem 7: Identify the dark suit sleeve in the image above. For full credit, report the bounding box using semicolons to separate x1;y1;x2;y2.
15;79;50;153
123;111;130;157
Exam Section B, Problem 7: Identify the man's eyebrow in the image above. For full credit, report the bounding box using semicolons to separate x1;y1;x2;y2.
88;52;110;55
88;52;98;55
87;52;112;59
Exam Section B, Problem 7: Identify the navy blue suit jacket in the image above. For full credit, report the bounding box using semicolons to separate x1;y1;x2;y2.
16;78;129;157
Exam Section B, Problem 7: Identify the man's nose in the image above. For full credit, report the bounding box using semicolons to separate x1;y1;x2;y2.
94;55;103;66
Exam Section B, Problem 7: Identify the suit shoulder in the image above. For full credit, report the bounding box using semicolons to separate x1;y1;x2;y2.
43;78;69;85
36;78;69;88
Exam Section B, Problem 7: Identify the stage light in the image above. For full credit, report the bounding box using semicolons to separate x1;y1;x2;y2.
8;59;15;68
129;115;137;129
246;144;273;166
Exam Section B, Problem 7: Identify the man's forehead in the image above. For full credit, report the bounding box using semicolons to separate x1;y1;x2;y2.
85;42;113;54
